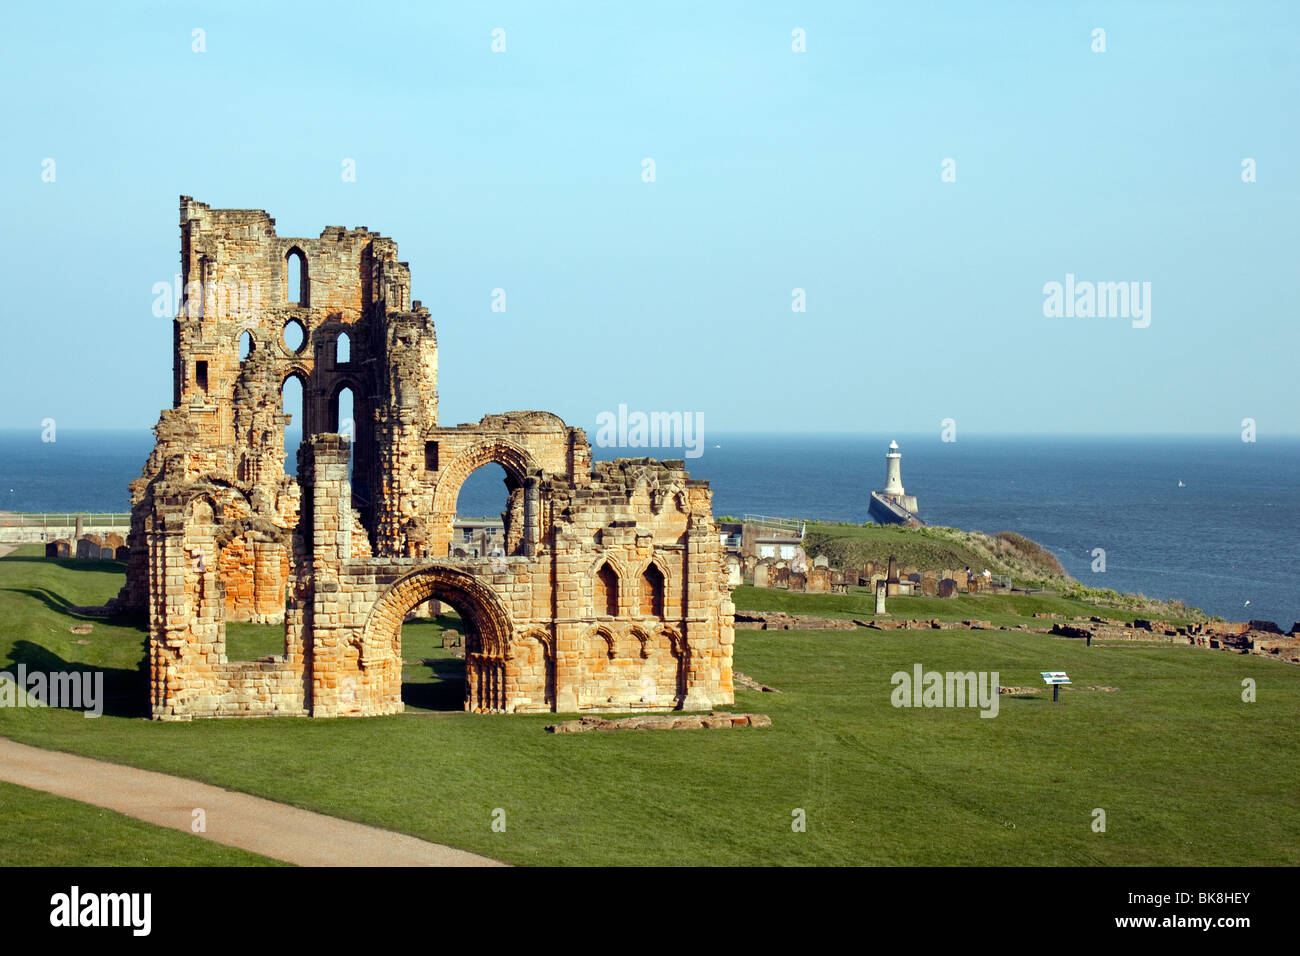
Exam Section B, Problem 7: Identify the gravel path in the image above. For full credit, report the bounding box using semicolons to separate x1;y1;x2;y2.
0;737;501;867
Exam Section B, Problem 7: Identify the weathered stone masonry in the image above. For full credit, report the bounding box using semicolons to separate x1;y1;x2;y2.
121;197;734;719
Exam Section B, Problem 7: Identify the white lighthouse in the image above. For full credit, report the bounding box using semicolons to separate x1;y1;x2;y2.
883;440;905;496
869;439;920;524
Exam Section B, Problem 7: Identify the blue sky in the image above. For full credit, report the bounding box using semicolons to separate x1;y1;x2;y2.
0;0;1296;436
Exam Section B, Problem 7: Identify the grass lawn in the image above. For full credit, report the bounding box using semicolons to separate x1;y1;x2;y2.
731;585;1194;627
0;780;283;866
1;545;1297;865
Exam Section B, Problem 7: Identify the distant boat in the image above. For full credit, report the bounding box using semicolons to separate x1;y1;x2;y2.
1178;480;1185;487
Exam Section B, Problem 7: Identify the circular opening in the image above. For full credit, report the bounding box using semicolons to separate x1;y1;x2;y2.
283;320;306;353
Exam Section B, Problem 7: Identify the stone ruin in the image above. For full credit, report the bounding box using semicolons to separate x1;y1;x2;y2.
116;197;734;720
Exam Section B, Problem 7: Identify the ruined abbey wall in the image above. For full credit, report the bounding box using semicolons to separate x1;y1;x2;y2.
125;198;733;720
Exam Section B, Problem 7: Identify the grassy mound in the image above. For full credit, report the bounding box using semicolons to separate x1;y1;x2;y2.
801;522;1069;585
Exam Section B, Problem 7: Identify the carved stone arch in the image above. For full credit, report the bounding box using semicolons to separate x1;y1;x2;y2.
586;550;631;581
652;481;687;515
583;623;617;660
183;491;221;528
180;482;253;535
327;373;365;402
508;626;556;712
332;325;354;366
358;564;515;713
651;624;688;708
361;565;514;663
277;367;312;444
630;467;659;503
638;552;676;585
626;624;653;659
588;553;627;617
636;552;674;585
237;327;259;362
656;624;687;658
428;438;542;556
431;439;539;513
325;375;365;434
510;625;555;658
281;366;310;390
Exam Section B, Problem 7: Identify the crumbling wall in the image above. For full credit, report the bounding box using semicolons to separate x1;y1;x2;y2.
134;199;733;720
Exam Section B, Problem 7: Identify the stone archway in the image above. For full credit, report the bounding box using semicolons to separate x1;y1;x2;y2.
428;439;540;556
359;565;515;712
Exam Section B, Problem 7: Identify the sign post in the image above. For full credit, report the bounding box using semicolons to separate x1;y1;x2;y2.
1040;671;1071;702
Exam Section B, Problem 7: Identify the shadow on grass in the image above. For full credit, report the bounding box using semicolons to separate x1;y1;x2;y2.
3;639;148;719
0;587;147;628
402;658;467;712
0;555;127;573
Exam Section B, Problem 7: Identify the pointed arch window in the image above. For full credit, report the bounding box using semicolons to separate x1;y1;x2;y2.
594;562;619;617
641;563;665;618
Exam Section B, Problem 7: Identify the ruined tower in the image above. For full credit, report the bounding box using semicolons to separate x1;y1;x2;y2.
121;197;735;720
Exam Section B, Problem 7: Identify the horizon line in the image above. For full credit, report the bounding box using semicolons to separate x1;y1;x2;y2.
2;427;1297;440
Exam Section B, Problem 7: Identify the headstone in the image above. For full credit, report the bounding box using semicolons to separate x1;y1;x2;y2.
725;554;742;587
938;578;959;598
875;581;887;615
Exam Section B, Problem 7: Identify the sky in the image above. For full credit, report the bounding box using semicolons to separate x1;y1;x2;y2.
0;0;1296;437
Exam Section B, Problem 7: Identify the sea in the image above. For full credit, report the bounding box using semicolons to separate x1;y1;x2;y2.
2;430;1296;628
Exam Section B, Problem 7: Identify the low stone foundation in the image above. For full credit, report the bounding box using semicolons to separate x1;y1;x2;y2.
546;712;772;733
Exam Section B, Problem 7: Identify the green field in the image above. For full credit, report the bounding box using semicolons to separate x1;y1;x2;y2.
1;545;1297;865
